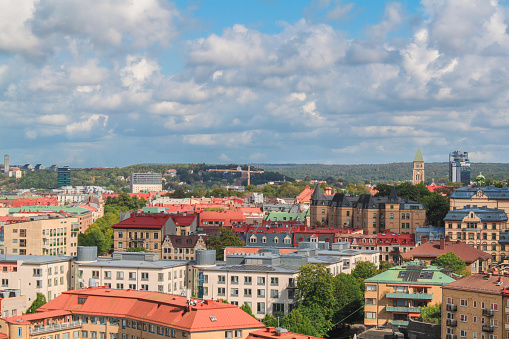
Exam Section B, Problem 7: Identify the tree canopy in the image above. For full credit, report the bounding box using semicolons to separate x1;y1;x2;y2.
206;227;245;260
418;303;441;324
26;293;47;314
435;252;470;276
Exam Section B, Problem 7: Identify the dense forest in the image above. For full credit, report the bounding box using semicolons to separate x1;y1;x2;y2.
257;162;509;184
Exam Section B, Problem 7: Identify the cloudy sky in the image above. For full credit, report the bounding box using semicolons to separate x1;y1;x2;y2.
1;0;508;167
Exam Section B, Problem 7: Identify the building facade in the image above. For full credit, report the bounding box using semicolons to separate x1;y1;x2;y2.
130;172;163;193
57;166;71;187
161;235;208;260
449;150;471;185
364;261;455;328
310;185;426;234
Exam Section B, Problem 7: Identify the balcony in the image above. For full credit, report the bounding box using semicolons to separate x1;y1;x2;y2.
386;292;433;300
482;309;494;317
391;320;409;326
29;321;82;335
386;305;421;313
482;325;494;333
446;319;457;327
446;304;457;311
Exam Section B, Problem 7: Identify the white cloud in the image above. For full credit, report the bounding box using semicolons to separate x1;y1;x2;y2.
65;114;108;136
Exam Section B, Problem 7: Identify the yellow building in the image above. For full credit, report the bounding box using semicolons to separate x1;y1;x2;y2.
450;185;509;213
363;260;455;327
442;273;509;339
1;214;79;256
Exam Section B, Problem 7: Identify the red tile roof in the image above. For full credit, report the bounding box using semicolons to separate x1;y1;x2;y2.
401;240;491;263
32;288;264;332
443;274;509;295
112;213;170;229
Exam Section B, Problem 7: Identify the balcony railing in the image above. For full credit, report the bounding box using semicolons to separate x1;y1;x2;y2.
386;305;421;313
446;304;457;311
386;292;433;300
29;321;82;335
391;320;409;326
482;309;494;317
446;319;457;327
482;325;494;333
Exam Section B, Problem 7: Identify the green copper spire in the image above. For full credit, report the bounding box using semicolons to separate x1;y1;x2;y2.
414;147;424;162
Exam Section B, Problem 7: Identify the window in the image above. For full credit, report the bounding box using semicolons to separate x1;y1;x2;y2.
129;272;136;280
366;285;376;292
244;289;252;297
473;316;477;324
257;302;265;314
218;287;225;296
104;271;111;280
225;331;233;339
257;277;265;285
491;303;499;311
244;276;252;285
460;330;467;338
365;298;376;305
365;312;376;319
473;301;477;308
257;289;265;297
218;275;225;284
231;288;239;297
117;272;124;280
270;277;278;286
231;276;239;284
270;290;279;298
36;280;42;288
158;273;164;282
141;272;149;281
460;314;468;322
235;330;242;338
460;299;468;307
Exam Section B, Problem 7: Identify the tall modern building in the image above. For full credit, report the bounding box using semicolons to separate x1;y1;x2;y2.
57;166;71;187
449;151;470;185
3;155;8;173
130;172;163;193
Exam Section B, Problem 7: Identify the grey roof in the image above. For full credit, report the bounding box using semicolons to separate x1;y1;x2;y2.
450;185;509;199
500;232;509;243
201;264;299;273
445;205;508;222
318;248;378;256
77;258;189;269
0;255;73;265
310;184;329;202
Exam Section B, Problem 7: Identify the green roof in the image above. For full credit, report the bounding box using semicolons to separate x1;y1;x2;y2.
263;211;309;221
142;207;164;213
0;195;43;200
414;148;424;162
9;206;91;215
364;261;455;286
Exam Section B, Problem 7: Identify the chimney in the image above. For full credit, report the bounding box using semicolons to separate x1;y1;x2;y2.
421;236;428;244
440;237;446;250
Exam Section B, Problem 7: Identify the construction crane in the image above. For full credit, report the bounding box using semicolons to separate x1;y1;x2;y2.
207;165;264;186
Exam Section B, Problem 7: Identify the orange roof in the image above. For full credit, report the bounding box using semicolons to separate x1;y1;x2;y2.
295;185;313;204
3;310;70;324
225;247;298;256
36;288;263;332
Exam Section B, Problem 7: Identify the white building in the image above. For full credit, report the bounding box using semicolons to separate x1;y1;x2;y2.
130;172;163;193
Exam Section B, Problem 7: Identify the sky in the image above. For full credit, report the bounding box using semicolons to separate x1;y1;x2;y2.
1;0;509;167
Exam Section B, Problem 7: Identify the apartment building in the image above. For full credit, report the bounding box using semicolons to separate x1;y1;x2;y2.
161;234;208;260
444;205;508;262
200;249;343;319
9;205;94;233
450;185;509;213
310;185;426;234
364;261;455;328
442;273;509;339
1;214;79;256
0;254;73;303
0;287;265;339
113;213;198;257
0;289;26;318
74;251;190;295
130;172;163;193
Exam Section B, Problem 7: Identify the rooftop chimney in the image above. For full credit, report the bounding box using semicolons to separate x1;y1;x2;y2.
440;237;446;250
421;236;428;244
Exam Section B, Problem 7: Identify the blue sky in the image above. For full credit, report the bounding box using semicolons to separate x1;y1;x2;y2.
0;0;508;167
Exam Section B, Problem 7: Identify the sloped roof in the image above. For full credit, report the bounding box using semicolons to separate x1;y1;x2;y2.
112;213;170;229
310;184;327;201
248;327;323;339
365;261;455;285
401;240;491;263
443;274;509;295
414;148;424;162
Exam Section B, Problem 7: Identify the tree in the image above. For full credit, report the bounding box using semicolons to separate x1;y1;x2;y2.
418;303;441;324
281;310;320;337
26;293;47;313
262;313;278;327
351;261;379;284
435;252;470;276
126;246;148;252
379;261;393;272
374;184;393;197
334;273;363;322
206;227;245;260
240;303;256;319
420;193;449;227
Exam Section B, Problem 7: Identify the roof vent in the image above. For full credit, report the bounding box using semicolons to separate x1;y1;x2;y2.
275;328;288;336
210;316;217;321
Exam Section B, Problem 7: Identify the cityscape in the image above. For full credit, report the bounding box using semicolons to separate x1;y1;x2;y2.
1;1;508;339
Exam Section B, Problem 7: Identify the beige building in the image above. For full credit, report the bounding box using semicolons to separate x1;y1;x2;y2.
0;255;73;303
363;261;455;328
0;289;27;318
1;214;79;256
74;252;190;295
130;172;163;193
161;234;208;260
0;288;265;339
442;273;509;339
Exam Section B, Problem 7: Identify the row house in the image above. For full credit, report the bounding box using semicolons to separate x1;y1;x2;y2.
450;185;509;213
310;185;425;234
444;205;508;262
161;235;208;260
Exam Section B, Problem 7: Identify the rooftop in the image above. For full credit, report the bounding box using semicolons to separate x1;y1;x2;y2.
365;260;455;285
401;239;491;263
443;273;509;295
